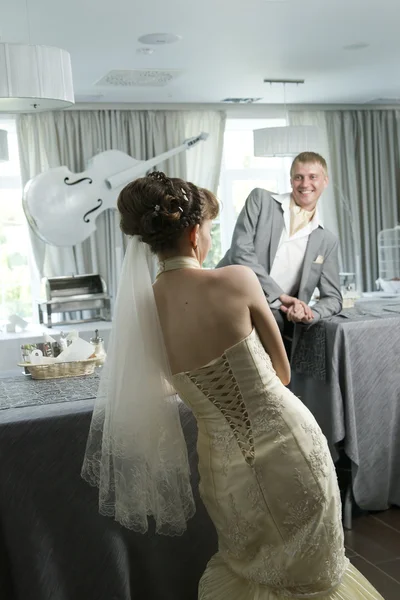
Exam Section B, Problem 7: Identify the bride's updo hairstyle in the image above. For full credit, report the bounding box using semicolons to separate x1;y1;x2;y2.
117;171;219;253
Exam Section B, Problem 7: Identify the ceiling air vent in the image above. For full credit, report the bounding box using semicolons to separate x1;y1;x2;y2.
95;69;182;87
221;97;262;104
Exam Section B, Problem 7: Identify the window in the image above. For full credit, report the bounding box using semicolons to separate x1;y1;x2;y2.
204;118;292;268
0;119;33;323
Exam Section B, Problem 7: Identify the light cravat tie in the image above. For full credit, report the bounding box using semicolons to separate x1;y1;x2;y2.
289;197;316;237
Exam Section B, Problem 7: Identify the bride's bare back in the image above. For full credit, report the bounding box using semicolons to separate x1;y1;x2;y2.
153;264;290;384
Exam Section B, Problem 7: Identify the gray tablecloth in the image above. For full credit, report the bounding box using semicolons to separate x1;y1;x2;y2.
0;388;216;600
291;308;400;512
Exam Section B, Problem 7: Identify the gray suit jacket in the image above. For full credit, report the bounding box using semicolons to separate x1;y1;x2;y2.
218;188;342;326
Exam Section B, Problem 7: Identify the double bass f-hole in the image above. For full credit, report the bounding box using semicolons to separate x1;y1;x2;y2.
64;176;93;186
83;199;103;223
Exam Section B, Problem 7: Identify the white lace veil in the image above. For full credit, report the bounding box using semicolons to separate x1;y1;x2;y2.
81;236;195;535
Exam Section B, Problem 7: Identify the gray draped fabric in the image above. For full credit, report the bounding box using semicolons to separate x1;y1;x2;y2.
325;110;400;291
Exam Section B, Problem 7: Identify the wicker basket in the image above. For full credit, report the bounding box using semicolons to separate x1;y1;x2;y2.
18;358;98;380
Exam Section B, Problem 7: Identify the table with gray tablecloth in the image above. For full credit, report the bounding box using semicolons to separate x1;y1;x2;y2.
0;373;216;600
291;303;400;512
2;304;400;599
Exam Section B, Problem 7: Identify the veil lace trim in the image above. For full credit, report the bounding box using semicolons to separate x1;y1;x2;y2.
81;236;195;535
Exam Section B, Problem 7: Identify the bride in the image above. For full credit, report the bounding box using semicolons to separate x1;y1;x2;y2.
82;172;383;599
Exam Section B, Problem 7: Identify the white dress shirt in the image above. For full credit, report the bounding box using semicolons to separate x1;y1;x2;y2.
269;193;323;307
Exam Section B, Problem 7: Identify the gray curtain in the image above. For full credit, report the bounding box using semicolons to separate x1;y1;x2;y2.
326;110;400;291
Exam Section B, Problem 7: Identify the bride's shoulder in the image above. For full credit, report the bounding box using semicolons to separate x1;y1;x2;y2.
211;265;257;289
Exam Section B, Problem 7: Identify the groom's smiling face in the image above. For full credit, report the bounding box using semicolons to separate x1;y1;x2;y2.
290;162;328;211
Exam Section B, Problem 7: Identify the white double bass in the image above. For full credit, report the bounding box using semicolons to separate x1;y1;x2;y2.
23;132;208;247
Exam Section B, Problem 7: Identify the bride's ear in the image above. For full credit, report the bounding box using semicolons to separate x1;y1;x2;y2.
189;224;200;250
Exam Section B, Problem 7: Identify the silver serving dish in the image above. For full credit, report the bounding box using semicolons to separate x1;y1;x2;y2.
38;274;111;327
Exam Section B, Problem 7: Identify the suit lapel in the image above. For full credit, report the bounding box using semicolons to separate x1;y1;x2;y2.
269;200;284;270
298;227;324;296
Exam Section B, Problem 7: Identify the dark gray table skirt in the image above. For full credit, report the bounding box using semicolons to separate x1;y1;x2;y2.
0;400;217;600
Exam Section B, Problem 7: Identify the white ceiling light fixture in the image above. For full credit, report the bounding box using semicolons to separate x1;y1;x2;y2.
0;0;74;113
254;124;322;157
253;79;322;157
0;129;8;161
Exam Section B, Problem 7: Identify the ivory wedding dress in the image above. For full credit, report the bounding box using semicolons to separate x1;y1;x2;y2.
163;259;383;600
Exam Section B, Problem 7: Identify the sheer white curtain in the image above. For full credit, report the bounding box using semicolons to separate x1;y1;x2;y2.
17;109;226;306
184;111;226;192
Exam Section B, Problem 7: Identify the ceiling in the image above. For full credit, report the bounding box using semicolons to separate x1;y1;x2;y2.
3;0;400;107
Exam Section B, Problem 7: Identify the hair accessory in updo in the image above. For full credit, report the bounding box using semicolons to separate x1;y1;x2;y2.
147;171;171;185
147;171;187;214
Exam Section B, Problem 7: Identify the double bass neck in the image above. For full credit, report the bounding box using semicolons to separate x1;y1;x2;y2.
105;132;208;190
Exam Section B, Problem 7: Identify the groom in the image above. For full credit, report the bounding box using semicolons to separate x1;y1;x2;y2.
217;151;342;355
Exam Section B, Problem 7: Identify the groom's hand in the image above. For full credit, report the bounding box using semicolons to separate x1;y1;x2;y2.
287;305;315;324
279;294;314;323
278;293;299;309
